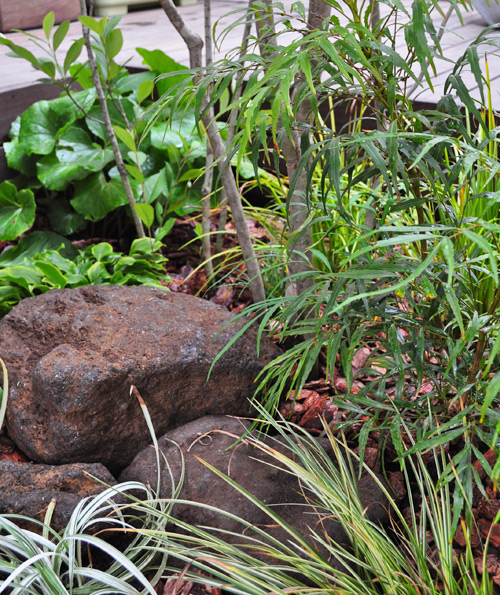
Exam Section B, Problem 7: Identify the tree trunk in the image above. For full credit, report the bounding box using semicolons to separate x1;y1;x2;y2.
158;0;266;303
283;0;330;297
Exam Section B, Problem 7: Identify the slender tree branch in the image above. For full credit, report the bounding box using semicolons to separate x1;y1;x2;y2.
215;0;254;258
78;0;145;238
204;0;213;66
158;0;203;69
203;104;266;303
201;151;215;277
201;5;214;272
158;0;266;303
283;0;331;298
201;0;214;277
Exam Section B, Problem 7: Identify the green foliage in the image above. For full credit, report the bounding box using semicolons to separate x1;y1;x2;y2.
139;410;493;595
0;233;170;315
163;0;500;530
0;481;169;594
0;368;172;595
1;15;205;242
0;181;36;241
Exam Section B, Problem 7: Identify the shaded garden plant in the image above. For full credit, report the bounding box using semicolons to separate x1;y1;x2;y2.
0;234;170;315
134;408;496;594
0;14;206;244
152;0;500;533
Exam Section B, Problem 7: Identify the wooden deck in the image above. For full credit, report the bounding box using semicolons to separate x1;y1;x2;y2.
0;0;500;112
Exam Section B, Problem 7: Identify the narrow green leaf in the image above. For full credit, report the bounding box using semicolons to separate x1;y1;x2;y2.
483;332;500;378
443;285;465;340
390;416;404;458
404;426;469;456
440;237;455;285
53;20;70;51
462;228;498;285
79;16;103;35
43;12;55;39
481;371;500;423
3;41;39;68
124;164;144;184
113;125;136;152
64;39;84;73
389;325;405;377
178;168;203;183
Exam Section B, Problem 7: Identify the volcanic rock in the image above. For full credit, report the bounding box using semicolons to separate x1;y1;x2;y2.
119;415;388;564
0;459;116;533
0;286;280;470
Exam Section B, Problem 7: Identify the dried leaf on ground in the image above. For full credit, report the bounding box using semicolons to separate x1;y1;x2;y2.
210;285;235;308
334;376;364;394
351;347;371;372
0;436;28;463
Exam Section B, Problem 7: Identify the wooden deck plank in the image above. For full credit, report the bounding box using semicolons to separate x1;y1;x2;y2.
0;0;499;104
0;1;251;93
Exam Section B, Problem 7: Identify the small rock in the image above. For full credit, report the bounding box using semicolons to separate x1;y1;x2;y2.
0;460;116;533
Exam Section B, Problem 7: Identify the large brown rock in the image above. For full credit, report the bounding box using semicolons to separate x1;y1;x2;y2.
0;460;116;533
119;416;388;564
0;286;280;470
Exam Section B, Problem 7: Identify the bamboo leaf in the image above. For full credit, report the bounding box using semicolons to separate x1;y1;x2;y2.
444;285;465;340
481;371;500;423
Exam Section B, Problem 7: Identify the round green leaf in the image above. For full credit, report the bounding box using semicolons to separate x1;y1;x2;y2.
72;172;128;221
37;153;89;191
0;181;36;241
57;127;114;171
19;97;79;155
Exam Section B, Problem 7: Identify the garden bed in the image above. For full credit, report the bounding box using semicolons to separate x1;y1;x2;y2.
1;0;500;591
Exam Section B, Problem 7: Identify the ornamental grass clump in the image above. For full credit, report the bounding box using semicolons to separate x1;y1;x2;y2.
0;481;169;594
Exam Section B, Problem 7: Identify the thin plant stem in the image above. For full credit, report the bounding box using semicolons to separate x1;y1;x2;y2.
201;0;214;277
78;0;146;239
158;0;266;303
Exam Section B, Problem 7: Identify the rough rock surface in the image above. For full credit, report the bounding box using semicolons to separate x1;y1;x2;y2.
119;416;388;563
0;460;116;533
0;286;280;470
